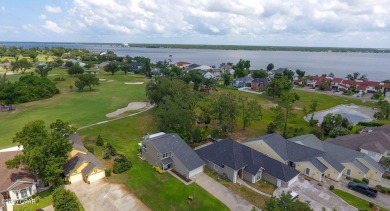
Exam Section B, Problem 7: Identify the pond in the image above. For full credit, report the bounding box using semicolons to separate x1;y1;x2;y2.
305;104;377;125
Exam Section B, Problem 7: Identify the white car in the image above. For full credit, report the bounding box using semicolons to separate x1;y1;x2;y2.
290;191;299;200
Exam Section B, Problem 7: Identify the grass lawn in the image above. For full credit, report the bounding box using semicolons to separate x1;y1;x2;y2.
332;189;389;211
79;110;228;211
14;188;53;211
249;179;277;195
0;69;149;148
204;168;270;209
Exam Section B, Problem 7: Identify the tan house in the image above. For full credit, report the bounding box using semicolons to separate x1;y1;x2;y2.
291;134;385;181
140;132;205;180
244;133;345;182
64;133;105;184
1;151;37;211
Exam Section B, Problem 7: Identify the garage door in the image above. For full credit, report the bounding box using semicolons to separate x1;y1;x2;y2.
87;171;105;183
69;173;83;183
188;166;204;178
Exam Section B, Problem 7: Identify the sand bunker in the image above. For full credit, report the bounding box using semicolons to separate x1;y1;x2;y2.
99;78;107;81
125;82;144;85
106;102;147;118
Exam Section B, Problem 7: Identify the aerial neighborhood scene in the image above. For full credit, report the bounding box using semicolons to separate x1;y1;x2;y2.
1;1;390;211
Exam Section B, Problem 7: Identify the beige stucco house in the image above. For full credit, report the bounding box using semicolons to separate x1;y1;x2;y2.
64;133;105;184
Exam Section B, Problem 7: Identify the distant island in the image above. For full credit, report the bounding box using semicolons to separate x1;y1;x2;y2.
0;41;389;53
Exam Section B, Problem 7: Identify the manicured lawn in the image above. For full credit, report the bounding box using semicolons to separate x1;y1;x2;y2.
332;189;389;211
204;168;270;209
0;69;149;148
79;111;228;211
14;188;53;211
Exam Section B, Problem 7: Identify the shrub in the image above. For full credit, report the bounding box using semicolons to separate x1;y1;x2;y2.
103;142;117;159
113;154;132;174
85;146;94;154
210;128;223;139
53;77;66;81
346;176;352;180
105;167;111;177
368;202;374;208
96;135;104;146
353;178;363;183
53;186;81;211
154;166;164;174
362;178;369;184
329;185;335;191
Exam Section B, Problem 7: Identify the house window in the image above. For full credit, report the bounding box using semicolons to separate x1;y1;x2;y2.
305;168;310;175
162;152;170;159
347;169;351;176
213;164;220;171
20;189;28;199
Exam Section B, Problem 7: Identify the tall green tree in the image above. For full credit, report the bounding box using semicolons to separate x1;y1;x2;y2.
251;69;268;78
104;62;119;75
0;82;18;110
222;73;231;86
239;95;262;130
53;186;81;211
75;74;99;91
278;92;300;137
35;65;53;77
212;93;239;133
283;69;294;81
266;63;274;71
233;59;250;78
266;76;292;99
295;69;305;79
67;63;84;75
266;192;312;211
6;120;75;186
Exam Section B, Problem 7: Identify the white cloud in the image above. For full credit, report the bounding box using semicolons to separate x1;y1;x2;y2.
39;14;46;20
45;5;62;13
42;20;65;33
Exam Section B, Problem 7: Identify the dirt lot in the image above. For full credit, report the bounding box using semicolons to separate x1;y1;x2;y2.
66;180;150;211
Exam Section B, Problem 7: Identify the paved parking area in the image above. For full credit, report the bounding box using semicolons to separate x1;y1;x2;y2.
66;180;150;211
274;176;356;211
195;172;254;211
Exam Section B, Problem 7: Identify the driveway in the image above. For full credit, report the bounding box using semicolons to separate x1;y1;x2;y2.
336;177;390;209
274;176;356;211
66;180;150;211
195;173;254;211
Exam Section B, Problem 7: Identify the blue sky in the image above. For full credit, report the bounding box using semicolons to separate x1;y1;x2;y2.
0;0;389;48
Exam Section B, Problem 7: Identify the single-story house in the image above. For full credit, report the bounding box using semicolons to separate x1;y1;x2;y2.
202;72;216;79
291;134;385;181
64;133;106;184
140;132;205;180
251;78;268;90
196;139;300;187
1;151;37;211
244;133;345;182
326;131;390;163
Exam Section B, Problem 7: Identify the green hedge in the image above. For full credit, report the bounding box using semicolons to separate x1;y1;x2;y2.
53;186;82;211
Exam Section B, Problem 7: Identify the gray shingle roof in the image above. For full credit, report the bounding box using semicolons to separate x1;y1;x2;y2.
146;133;205;172
326;131;390;154
196;139;299;182
290;134;385;174
351;159;369;174
309;158;327;173
69;133;87;152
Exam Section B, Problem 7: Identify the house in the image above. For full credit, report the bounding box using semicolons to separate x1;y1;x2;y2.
211;68;222;79
231;76;253;88
64;133;105;184
151;68;161;76
326;131;390;163
184;64;200;71
251;78;268;90
196;65;212;71
243;133;345;182
202;72;216;79
96;61;110;69
196;139;299;187
130;63;143;70
140;132;205;180
291;134;385;181
1;151;37;211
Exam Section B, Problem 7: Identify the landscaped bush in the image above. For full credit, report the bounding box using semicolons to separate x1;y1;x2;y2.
353;178;363;183
52;186;81;211
113;154;132;174
362;178;369;184
105;167;112;177
368;202;374;208
154;166;164;174
329;185;335;191
96;135;104;146
346;176;352;180
103;142;117;159
375;185;390;194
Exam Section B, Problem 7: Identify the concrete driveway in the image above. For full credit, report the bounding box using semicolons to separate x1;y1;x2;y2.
336;178;390;209
274;176;356;211
195;173;254;211
66;180;150;211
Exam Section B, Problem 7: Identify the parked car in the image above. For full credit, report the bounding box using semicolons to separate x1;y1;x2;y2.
290;191;299;200
347;182;378;197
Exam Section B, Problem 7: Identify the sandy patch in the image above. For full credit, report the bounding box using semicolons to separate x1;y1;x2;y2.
106;102;147;118
99;78;107;81
125;82;144;85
